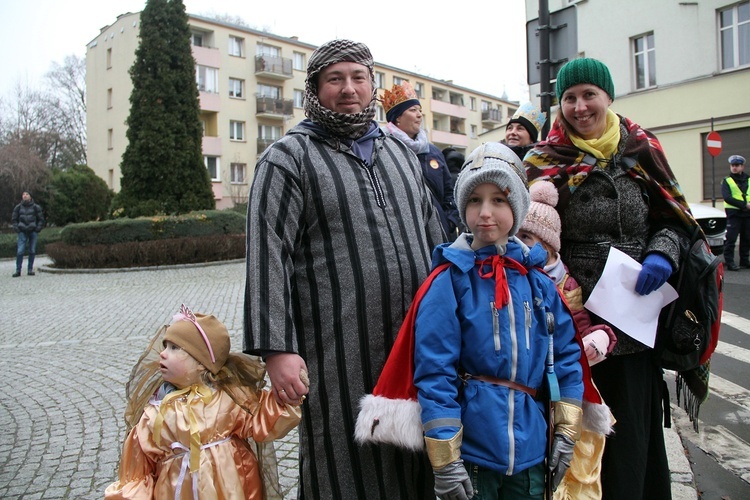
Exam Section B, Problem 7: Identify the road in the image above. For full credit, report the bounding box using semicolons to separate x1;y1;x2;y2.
670;266;750;499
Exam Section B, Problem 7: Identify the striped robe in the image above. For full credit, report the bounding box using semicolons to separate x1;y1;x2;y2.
244;123;444;499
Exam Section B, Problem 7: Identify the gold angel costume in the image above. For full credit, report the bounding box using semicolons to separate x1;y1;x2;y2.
105;383;301;499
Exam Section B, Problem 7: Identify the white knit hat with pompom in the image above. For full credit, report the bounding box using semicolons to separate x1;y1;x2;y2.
520;182;561;252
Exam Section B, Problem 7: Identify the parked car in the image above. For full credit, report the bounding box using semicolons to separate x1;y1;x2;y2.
688;202;726;256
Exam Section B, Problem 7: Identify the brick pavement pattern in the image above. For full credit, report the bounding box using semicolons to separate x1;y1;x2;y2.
0;256;695;499
0;257;299;499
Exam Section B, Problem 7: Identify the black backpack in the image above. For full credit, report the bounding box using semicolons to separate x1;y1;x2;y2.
655;226;723;372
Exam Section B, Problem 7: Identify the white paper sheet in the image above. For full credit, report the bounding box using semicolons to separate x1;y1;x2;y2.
583;247;678;348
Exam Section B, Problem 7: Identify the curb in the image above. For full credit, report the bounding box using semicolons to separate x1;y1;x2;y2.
38;258;245;274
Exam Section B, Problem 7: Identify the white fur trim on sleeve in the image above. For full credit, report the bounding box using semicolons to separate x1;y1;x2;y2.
355;394;424;451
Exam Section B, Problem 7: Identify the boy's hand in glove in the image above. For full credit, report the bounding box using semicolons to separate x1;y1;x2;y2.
548;434;575;491
433;460;474;500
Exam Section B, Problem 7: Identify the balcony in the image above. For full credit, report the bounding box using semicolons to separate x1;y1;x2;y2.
255;55;293;80
192;45;220;68
431;130;469;148
202;136;222;156
430;99;468;119
256;96;293;119
482;108;503;125
199;91;220;112
257;138;277;155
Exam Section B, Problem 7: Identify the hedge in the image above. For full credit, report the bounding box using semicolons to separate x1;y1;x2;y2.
60;210;245;246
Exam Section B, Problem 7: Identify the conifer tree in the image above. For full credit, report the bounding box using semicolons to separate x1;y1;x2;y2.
117;0;214;217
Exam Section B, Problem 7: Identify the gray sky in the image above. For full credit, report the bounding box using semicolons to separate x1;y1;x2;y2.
0;0;530;102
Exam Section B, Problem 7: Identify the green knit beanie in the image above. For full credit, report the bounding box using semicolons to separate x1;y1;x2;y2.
555;58;615;102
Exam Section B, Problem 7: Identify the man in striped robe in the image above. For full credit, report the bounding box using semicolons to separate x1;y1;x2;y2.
244;39;446;499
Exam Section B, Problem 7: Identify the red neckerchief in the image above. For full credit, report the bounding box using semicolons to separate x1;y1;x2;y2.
477;254;528;308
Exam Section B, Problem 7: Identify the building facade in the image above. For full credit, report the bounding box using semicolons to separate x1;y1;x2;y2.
86;12;517;210
525;0;750;204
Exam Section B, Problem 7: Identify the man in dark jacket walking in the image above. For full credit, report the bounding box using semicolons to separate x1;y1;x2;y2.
722;155;750;271
11;191;44;277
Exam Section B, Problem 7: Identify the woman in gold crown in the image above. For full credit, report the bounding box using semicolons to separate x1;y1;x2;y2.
382;81;460;240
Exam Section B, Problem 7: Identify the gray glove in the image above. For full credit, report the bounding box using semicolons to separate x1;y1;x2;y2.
548;433;575;491
433;459;473;500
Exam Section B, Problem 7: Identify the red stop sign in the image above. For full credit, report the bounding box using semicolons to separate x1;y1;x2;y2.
707;131;722;157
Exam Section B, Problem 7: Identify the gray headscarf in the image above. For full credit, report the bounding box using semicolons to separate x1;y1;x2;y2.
304;39;377;139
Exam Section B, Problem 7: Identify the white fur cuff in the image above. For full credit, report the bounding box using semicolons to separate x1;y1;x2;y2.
355;394;424;451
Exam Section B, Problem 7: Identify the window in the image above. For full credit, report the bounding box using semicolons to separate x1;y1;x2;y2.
106;48;112;69
230;121;245;141
107;88;113;109
293;52;306;71
258;124;282;140
107;128;113;149
205;156;220;181
228;36;244;57
196;65;218;93
230;163;246;183
470;125;478;139
633;33;656;89
257;83;281;98
376;105;386;122
449;92;464;106
720;2;750;70
481;100;492;112
375;71;386;89
394;76;407;86
415;82;424;98
294;89;304;108
470;97;477;111
192;32;204;47
229;78;244;98
257;43;280;57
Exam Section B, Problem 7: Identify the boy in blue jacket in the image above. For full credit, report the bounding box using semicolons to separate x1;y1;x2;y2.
356;142;583;500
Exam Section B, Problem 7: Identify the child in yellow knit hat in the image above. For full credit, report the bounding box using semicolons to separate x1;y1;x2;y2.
106;304;303;500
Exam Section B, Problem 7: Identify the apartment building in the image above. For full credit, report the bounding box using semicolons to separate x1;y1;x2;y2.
525;0;750;203
86;12;516;209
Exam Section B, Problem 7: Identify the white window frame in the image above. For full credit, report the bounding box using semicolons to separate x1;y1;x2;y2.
228;36;244;57
258;124;282;140
230;162;246;184
196;65;218;93
293;89;304;108
229;78;244;98
229;121;245;141
375;71;386;89
632;32;656;89
256;43;280;57
415;82;425;98
719;2;750;70
257;83;282;98
393;76;407;86
293;51;305;71
375;104;385;122
204;156;220;181
470;97;477;111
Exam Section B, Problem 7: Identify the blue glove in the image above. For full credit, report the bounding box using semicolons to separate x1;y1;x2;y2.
635;253;673;295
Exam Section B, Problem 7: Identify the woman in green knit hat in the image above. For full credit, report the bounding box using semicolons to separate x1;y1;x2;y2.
525;57;703;499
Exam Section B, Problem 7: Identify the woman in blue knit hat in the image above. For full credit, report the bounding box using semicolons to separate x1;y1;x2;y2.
524;57;705;500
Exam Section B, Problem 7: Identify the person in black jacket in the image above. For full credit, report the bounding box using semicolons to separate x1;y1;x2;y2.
382;81;460;240
503;101;546;162
722;154;750;271
11;191;44;277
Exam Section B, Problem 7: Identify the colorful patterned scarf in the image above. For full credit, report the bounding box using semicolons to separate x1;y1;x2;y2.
525;114;710;422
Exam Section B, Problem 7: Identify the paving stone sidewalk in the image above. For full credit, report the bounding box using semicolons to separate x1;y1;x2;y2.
0;256;694;499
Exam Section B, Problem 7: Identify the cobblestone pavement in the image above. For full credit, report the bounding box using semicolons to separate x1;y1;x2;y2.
0;256;696;499
0;257;299;499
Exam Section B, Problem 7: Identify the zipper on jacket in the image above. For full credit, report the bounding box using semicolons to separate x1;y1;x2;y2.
366;158;386;208
491;302;501;351
524;301;532;349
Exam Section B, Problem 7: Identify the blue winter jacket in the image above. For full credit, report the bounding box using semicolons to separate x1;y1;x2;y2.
413;235;583;475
